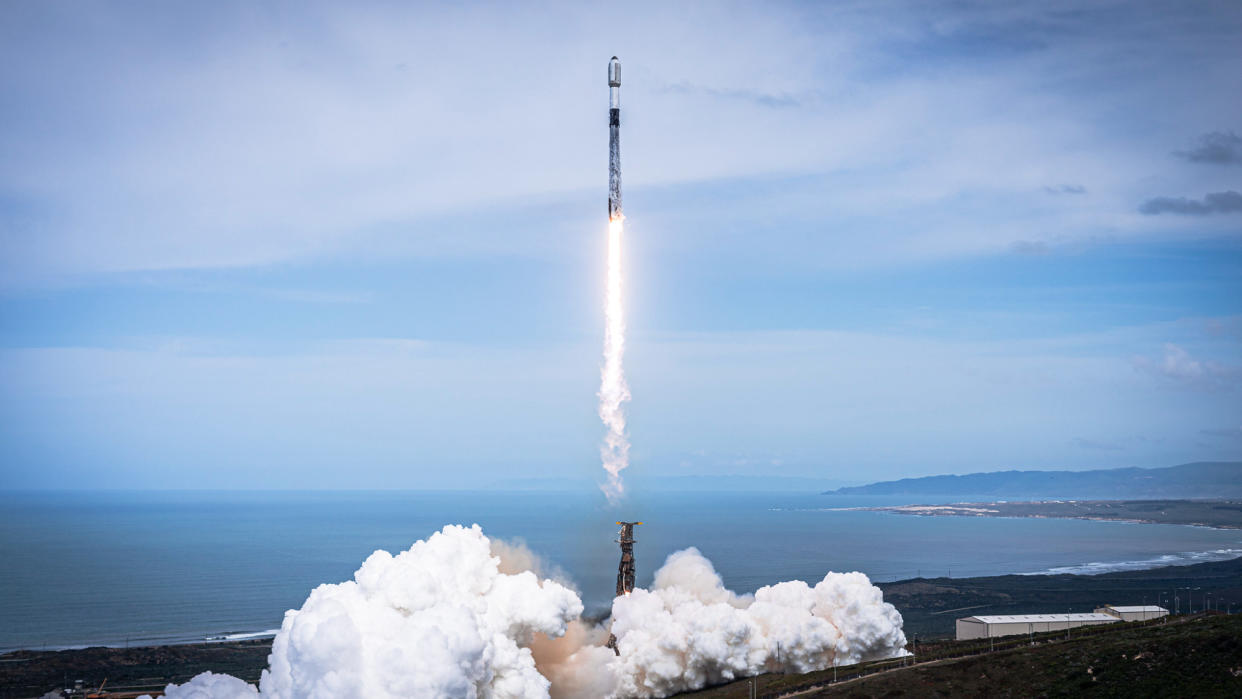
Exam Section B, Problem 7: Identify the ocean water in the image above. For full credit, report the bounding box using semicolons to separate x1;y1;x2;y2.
2;489;1240;652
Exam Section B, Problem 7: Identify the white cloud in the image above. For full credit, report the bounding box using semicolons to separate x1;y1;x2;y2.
2;1;1240;281
1133;343;1239;390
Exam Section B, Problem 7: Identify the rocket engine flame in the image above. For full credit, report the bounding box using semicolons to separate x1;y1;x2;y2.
599;215;631;502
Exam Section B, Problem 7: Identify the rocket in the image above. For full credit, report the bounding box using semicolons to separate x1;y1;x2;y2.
608;56;622;221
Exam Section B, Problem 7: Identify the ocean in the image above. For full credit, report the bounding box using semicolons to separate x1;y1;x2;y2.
2;489;1239;653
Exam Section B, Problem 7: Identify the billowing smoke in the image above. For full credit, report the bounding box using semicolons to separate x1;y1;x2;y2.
605;548;907;697
143;526;906;699
157;672;258;698
598;216;631;503
141;525;582;699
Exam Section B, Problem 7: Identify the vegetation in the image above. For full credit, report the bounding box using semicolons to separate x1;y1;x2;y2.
0;640;268;699
677;613;1242;698
882;554;1242;638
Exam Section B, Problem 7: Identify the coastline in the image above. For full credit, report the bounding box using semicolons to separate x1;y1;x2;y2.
5;536;1235;695
841;499;1242;530
6;540;1241;656
4;554;1239;698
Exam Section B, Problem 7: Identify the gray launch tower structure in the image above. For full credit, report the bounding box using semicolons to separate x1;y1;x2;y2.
614;520;641;597
608;520;641;654
608;56;622;220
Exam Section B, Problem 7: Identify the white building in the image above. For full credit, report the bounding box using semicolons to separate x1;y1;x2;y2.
955;613;1119;640
1095;605;1168;621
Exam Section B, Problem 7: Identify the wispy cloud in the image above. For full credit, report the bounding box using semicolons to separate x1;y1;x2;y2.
1009;240;1051;255
1072;437;1124;451
1133;343;1239;390
1139;190;1242;216
1042;184;1086;195
1200;426;1242;441
1175;131;1242;165
7;320;1239;487
2;1;1241;281
656;80;805;108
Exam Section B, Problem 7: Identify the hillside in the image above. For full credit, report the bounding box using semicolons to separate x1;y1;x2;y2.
880;554;1242;638
677;613;1242;698
861;499;1242;529
825;461;1242;499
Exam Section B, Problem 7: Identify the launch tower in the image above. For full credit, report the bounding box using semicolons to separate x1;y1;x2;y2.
607;520;641;654
614;520;641;597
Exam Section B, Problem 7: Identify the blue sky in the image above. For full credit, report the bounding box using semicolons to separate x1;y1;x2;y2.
1;0;1239;489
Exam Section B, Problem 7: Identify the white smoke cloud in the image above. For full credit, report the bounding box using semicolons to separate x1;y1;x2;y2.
145;526;906;699
157;670;259;699
260;525;582;698
606;548;907;697
148;672;259;699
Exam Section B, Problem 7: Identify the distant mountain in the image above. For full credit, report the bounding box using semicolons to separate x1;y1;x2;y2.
824;461;1242;499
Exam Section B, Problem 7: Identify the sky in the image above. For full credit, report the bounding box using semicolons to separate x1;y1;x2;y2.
0;0;1239;490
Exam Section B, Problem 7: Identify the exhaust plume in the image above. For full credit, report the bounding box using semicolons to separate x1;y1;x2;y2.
605;548;908;696
598;216;631;503
144;526;906;699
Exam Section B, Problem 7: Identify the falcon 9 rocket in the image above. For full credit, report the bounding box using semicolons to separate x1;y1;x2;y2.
608;56;622;220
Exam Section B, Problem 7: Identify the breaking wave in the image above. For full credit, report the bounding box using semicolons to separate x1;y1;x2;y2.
1025;548;1242;576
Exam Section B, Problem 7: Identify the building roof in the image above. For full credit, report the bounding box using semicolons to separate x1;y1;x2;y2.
962;613;1118;624
1102;606;1166;612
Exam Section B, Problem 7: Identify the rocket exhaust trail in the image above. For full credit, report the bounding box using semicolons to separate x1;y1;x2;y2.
600;56;630;503
600;217;628;502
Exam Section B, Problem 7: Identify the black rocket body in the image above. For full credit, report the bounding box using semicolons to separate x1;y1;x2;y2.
608;56;622;220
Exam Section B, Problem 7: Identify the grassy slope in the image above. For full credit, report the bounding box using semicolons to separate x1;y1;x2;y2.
678;613;1242;698
882;555;1242;638
0;641;269;699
